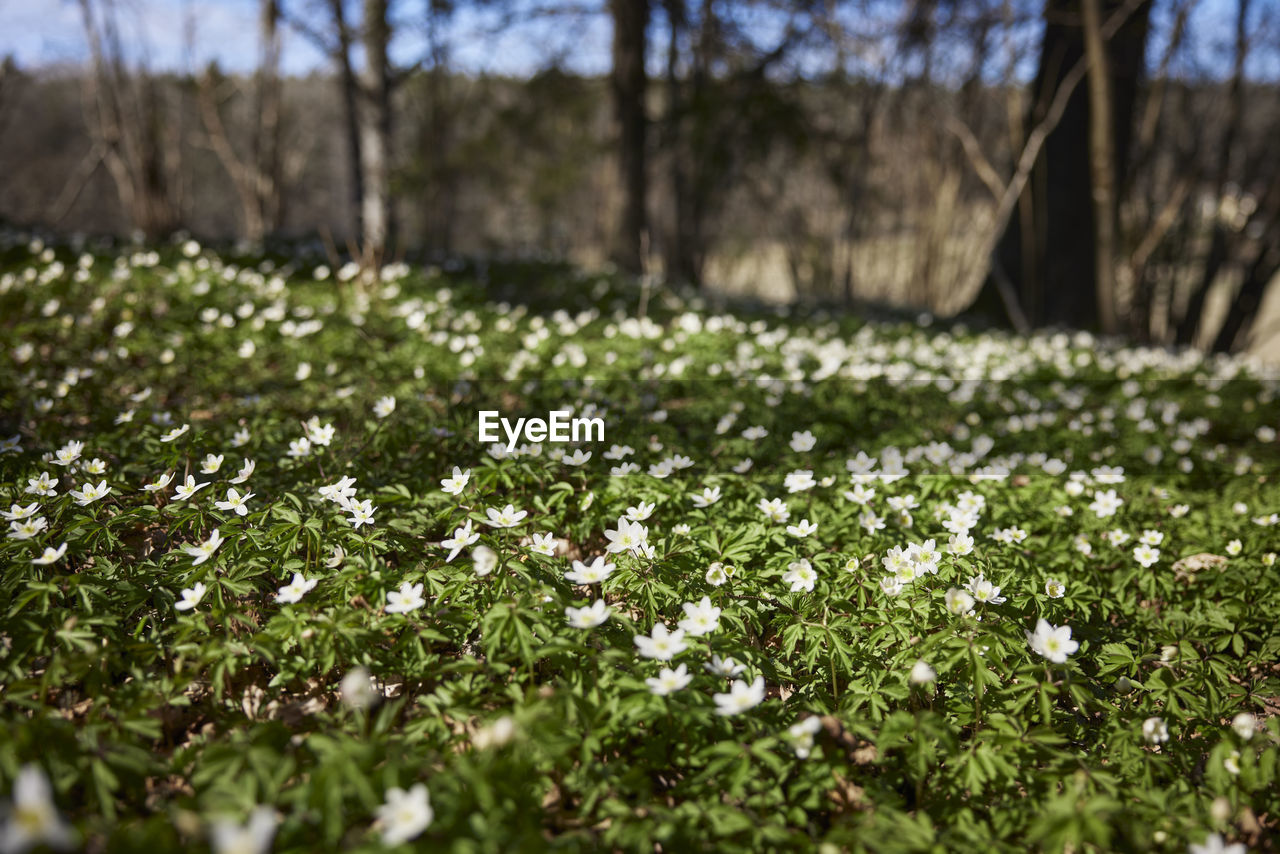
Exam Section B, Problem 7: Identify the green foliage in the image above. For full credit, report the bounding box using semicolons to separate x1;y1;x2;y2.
0;237;1277;851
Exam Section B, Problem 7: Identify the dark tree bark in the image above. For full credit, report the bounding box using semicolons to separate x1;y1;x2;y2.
328;0;364;243
610;0;650;274
987;0;1151;330
1212;241;1280;353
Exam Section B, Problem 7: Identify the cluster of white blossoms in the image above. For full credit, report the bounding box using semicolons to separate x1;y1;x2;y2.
4;240;1277;853
318;475;377;529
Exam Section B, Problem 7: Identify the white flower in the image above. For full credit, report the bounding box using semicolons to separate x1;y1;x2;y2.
964;573;1006;605
200;453;224;474
563;449;592;466
210;806;276;854
909;660;936;685
944;587;975;616
785;519;818;538
176;582;208;611
1133;545;1160;567
948;532;974;556
51;440;83;466
566;556;615;585
634;624;688;660
441;520;480;562
1188;832;1246;854
183;529;226;566
159;424;190;443
789;430;816;452
1089;489;1124;518
373;395;397;418
386;582;426;614
484;503;528;528
691;486;722;508
173;475;208;501
527;532;557;557
214;488;255;517
1044;577;1066;599
1139;529;1164;546
143;471;175;493
69;479;110;506
705;562;729;586
1142;716;1169;744
346;499;376;528
646;664;693;696
783;470;815;493
229;459;256;484
440;467;470;496
275;572;318;604
713;675;766;716
339;667;378;710
879;576;904;596
757;497;790;523
677;596;721;636
473;716;517;749
1;503;38;522
472;545;499;577
1224;749;1241;775
318;476;357;505
844;483;875;505
625;501;656;521
1231;712;1256;740
0;764;76;852
1226;539;1243;556
604;517;650;556
25;472;58;496
784;716;823;758
1025;618;1079;664
31;543;68;565
705;655;747;677
782;559;817;592
377;783;433;846
8;517;48;540
303;417;335;446
565;599;610;628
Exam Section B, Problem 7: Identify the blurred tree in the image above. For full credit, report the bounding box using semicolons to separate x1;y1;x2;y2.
75;0;183;238
610;0;650;274
982;0;1152;330
361;0;394;263
196;0;287;242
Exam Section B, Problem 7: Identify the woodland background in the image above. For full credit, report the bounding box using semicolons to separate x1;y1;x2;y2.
1;0;1279;352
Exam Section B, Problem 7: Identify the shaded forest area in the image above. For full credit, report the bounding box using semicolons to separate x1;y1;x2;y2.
1;0;1279;352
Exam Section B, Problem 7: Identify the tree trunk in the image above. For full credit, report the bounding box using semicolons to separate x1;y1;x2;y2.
1212;242;1280;353
329;0;364;244
1082;0;1118;334
610;0;649;274
360;0;393;263
986;0;1150;330
254;0;284;236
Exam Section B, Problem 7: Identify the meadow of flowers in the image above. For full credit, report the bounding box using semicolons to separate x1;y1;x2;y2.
1;235;1278;853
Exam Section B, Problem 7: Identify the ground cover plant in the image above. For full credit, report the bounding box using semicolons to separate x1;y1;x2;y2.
0;235;1278;853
